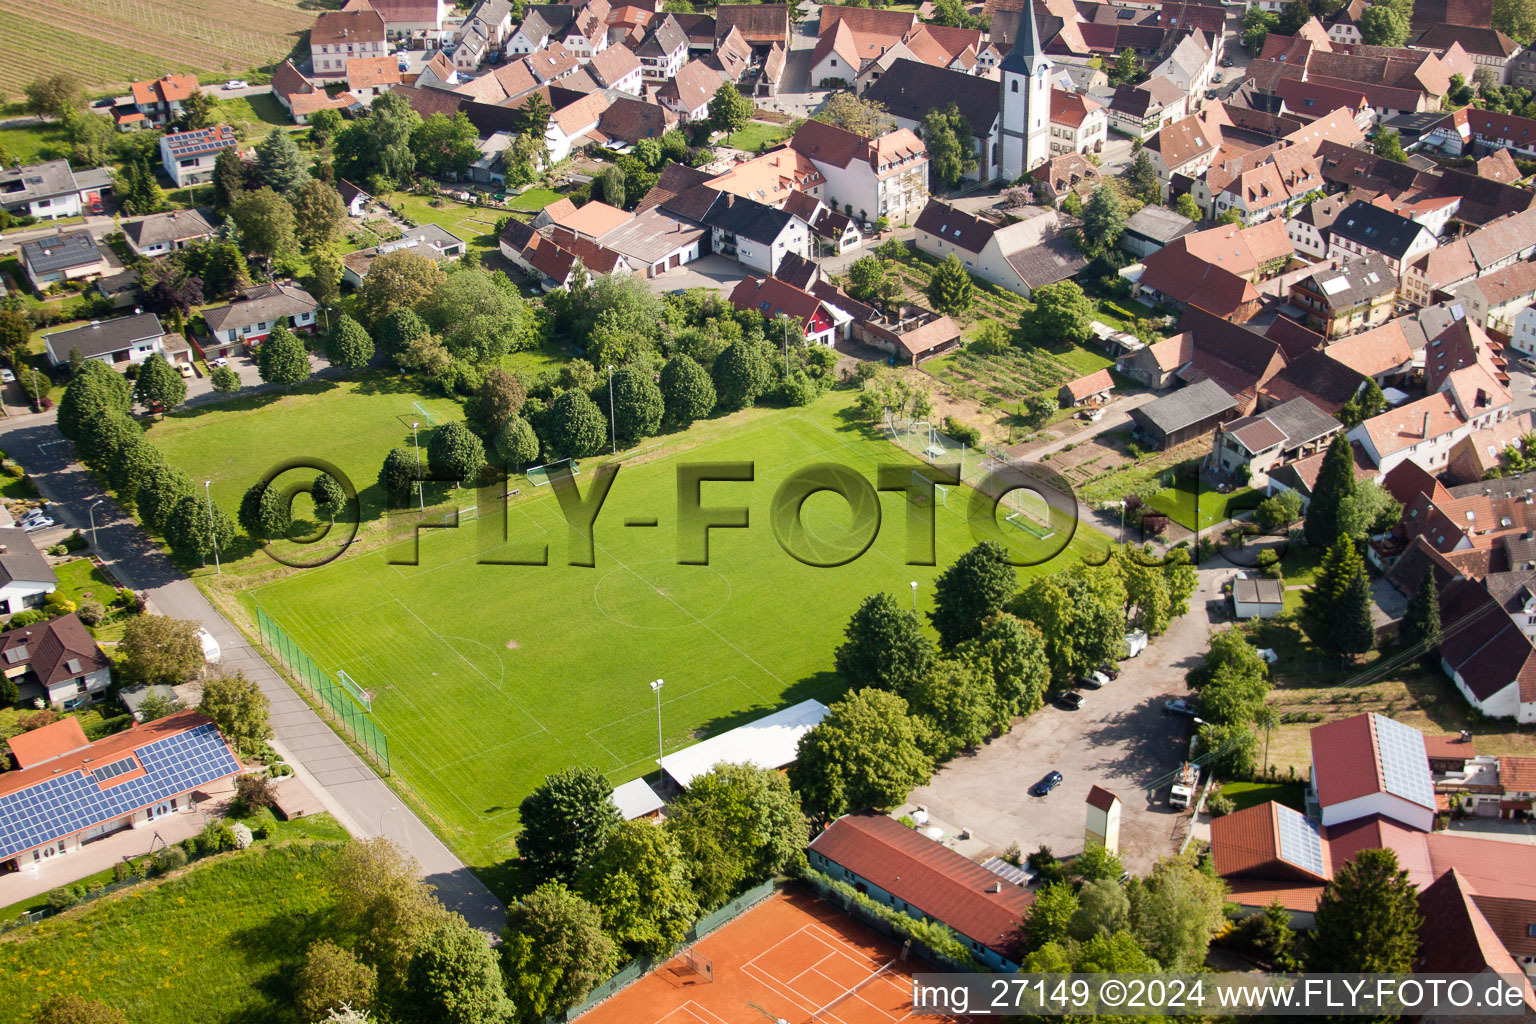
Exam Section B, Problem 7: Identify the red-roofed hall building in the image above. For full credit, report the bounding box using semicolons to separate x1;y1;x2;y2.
808;812;1032;970
728;276;838;347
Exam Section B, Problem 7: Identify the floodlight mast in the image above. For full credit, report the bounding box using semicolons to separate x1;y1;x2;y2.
650;679;664;774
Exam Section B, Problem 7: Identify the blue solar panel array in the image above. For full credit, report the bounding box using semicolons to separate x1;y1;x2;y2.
1373;714;1436;809
1275;804;1327;877
0;724;239;860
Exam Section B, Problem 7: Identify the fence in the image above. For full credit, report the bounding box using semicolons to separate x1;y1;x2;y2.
552;878;784;1022
256;607;391;776
799;870;976;975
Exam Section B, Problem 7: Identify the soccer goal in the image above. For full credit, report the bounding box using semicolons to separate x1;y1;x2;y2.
906;467;949;508
1003;486;1056;540
412;401;436;427
526;458;580;487
337;669;374;712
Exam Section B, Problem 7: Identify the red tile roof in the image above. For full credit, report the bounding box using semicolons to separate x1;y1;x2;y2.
5;718;89;769
1500;756;1536;791
0;711;231;800
809;813;1032;956
1085;784;1118;812
1423;733;1475;760
1416;868;1536;1010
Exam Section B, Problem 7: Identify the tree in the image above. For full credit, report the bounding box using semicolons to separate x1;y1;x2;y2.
1115;545;1172;636
331;837;450;984
74;408;140;472
1401;570;1442;650
470;368;527;437
1126;151;1160;204
313;471;347;522
119;615;204;686
165;490;236;565
428;421;487;486
61;106;116;168
1111;47;1142;86
953;613;1052;719
256;128;310;195
1254;489;1302;533
106;437;162;499
239;480;293;540
712;339;771;411
1013;565;1125;683
1304;434;1355;547
210;364;241;392
1081;182;1127;250
378;307;433;360
335;90;421;186
578;820;698;958
1301;534;1376;658
1241;4;1279;49
665;762;807;909
325;315;375;372
925;253;974;315
904;658;995;759
412;111;481;177
1338;376;1387;427
404;915;515;1024
1308;847;1421;971
115;157;165;216
1336;480;1401;542
788;688;931;824
708;83;753;133
1069;877;1130;941
23;73;84;118
296;941;378;1022
0;309;30;352
660;353;716;426
920;103;976;187
845;255;888;302
132;352;186;416
142;275;205;319
293;179;349;251
309;106;344;144
211;146;247;212
232;188;298;269
379;448;420;504
1024;279;1094;344
1494;0;1536;45
256;324;311;387
136;462;194;531
185;239;248;297
596;164;626;208
1174;193;1201;221
1127;851;1228;970
930;541;1017;649
31;994;127;1024
519;766;621;884
609;365;665;443
1359;3;1410;44
835;592;935;692
1022;881;1079;952
500;882;618;1021
544;389;607;460
494;415;539;470
816;93;896;137
1370;125;1409;162
419;269;530;363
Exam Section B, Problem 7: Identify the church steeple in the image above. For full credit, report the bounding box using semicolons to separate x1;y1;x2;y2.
999;0;1047;77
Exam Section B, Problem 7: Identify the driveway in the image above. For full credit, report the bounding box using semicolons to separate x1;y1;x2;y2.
646;254;748;295
899;568;1228;876
0;417;506;934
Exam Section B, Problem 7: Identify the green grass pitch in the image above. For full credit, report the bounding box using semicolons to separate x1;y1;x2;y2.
228;394;1107;869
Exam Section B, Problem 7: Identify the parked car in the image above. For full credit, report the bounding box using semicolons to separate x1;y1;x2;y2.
1163;698;1199;717
1077;671;1110;690
213;356;230;367
179;363;194;378
1;369;15;383
1030;770;1064;797
1097;664;1121;680
223;79;249;90
1057;691;1085;710
22;514;54;531
1221;57;1234;67
1213;72;1223;83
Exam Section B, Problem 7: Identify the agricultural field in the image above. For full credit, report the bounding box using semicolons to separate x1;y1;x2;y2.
926;346;1087;407
236;392;1110;867
0;0;320;96
0;843;343;1024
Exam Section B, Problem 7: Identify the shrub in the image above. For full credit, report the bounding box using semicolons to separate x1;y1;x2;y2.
231;822;254;850
195;821;238;854
112;860;133;883
1256;549;1281;579
153;845;189;874
943;415;981;447
77;599;106;626
1207;792;1235;817
244;807;279;839
64;530;88;551
45;885;82;911
234;772;277;814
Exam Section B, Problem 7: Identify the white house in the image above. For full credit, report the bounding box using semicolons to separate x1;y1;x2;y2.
586;43;644;95
0;160;100;221
1048;88;1107;156
701;194;811;275
1311;714;1437;832
0;530;56;617
43;312;167;368
0;612;113;710
1326;200;1438;286
1149;32;1215;105
367;0;449;42
20;231;107;292
657;59;719;123
788;119;930;226
159;125;239;188
122;209;216;259
341;225;466;288
310;4;389;77
913;199;1086;298
636;15;688;82
200;282;319;358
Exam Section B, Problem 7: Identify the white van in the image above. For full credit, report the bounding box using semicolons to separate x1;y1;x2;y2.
197;627;222;665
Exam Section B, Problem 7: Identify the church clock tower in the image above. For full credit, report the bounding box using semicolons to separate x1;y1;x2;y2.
999;0;1053;181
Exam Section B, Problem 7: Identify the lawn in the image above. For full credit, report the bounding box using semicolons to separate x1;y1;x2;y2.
725;122;791;152
382;192;524;255
215;93;293;130
52;557;134;643
506;187;564;212
1220;780;1304;812
1145;482;1260;532
239;391;1110;868
0;842;343;1024
0;123;70;166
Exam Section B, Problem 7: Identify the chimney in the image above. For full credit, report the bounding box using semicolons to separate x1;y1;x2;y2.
1423;411;1431;437
726;193;734;206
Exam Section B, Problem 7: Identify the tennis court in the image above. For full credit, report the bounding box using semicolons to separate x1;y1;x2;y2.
578;887;975;1024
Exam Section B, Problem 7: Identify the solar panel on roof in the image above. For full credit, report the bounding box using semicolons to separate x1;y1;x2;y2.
1275;804;1326;876
1373;714;1435;809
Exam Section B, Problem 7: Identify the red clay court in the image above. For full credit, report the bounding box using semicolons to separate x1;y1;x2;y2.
577;887;972;1024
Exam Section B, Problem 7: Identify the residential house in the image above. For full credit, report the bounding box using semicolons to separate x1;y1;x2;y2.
1403;206;1536;306
788;120;929;226
728;276;838;347
499;218;633;290
657;59;719;123
43;312;167;368
586;43;644;95
158;125;239;188
337;179;372;216
1450;260;1536;331
548;91;614;163
1116;331;1193;389
1148;31;1215;104
346;56;402;105
1119;205;1198;260
0;613;110;710
340;225;465;288
0;711;241;871
1289;255;1396;339
362;0;449;42
1416;26;1522;83
1325;319;1416;386
1445;409;1536;482
1285;192;1354;260
707;149;826;209
714;3;789;53
0;160;100;221
122;209;216;259
200;282;319;358
913;199;1086;298
1509;304;1536;359
636;14;688;81
20;231;106;292
455;0;513;69
1130;378;1240;449
310;4;389;77
128;74;199;127
1140;107;1229;194
807;813;1033;971
507;4;571;53
863;59;1001;182
810;7;917;87
556;0;613;59
700;193;810;275
704;26;753;83
782;191;860;255
595;96;677;147
271;60;359;123
1030;153;1101;207
1048;89;1107;156
1326;199;1437;286
1134;244;1262;322
1211;396;1341;485
1106;76;1187;140
0;529;56;617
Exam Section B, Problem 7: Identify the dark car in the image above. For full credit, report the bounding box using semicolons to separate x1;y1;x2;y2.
1030;770;1064;797
1097;664;1121;680
1058;691;1085;710
1163;698;1199;717
1077;672;1109;690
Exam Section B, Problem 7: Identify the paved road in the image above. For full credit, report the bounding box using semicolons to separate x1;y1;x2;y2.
0;413;507;935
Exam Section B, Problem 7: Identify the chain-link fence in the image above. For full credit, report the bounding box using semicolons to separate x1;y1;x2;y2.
256;607;390;775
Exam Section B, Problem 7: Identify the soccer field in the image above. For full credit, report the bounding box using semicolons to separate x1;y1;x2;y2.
244;396;1109;868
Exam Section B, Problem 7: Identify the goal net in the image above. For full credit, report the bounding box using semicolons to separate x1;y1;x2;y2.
1003;487;1056;540
412;401;436;427
906;468;949;507
526;458;581;487
336;669;373;712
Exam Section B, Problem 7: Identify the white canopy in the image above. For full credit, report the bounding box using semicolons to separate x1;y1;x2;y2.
657;698;830;789
612;778;665;820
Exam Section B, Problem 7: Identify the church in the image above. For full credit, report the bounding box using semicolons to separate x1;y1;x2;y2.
998;0;1052;181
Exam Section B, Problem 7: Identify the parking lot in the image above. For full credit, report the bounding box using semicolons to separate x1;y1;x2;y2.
900;569;1231;876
